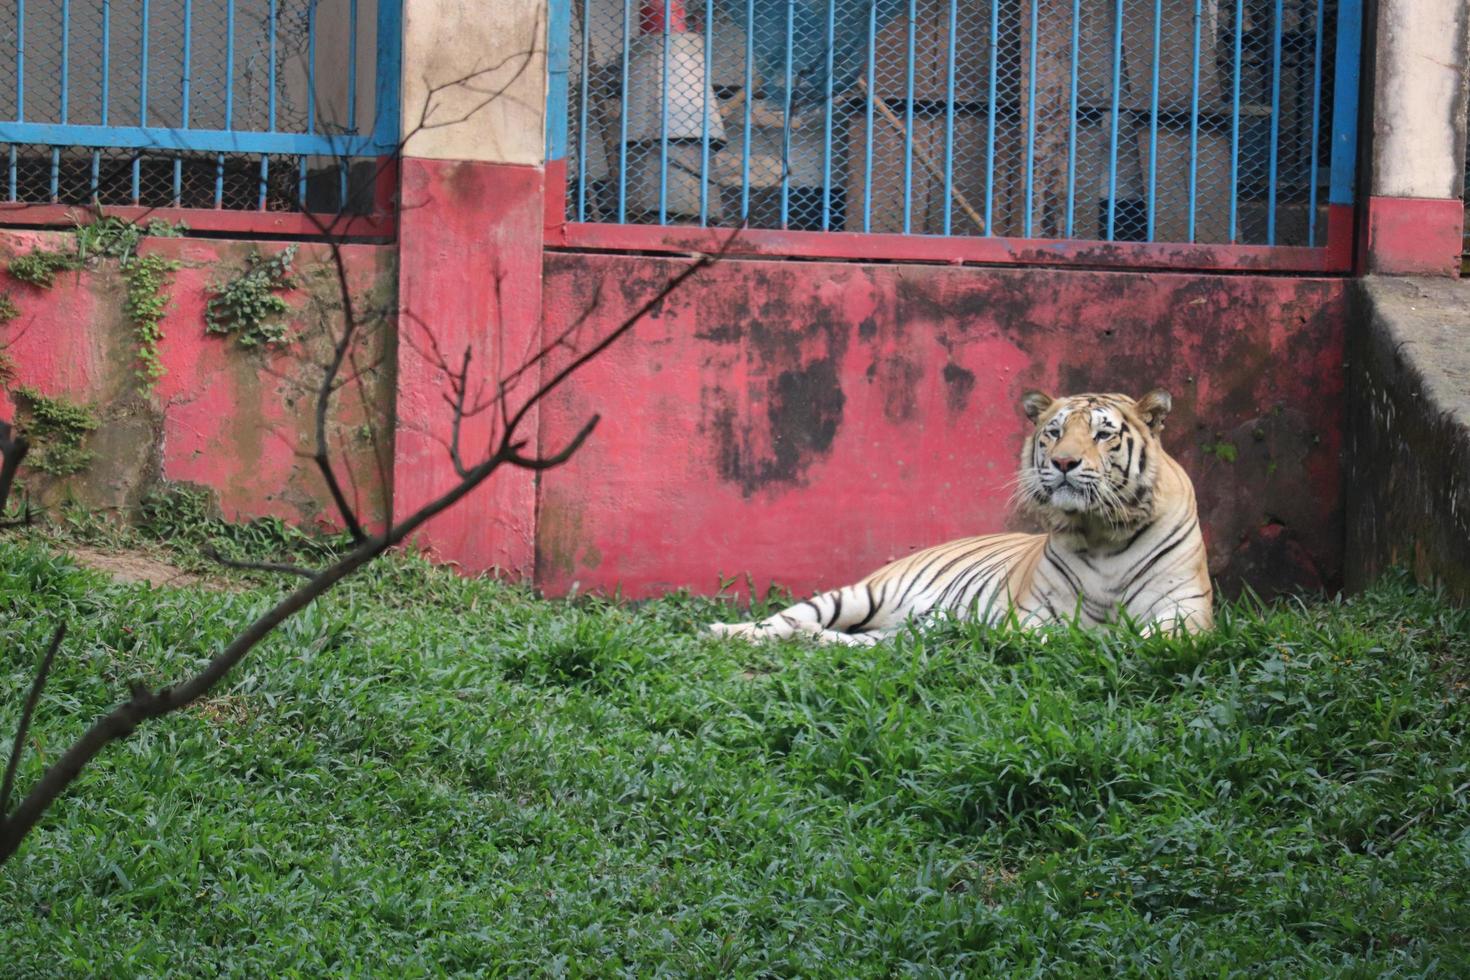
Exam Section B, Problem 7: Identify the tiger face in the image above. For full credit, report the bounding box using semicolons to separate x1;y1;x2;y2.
1016;389;1173;530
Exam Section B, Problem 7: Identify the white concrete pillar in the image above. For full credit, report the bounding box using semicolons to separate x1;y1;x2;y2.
1364;0;1470;275
399;0;549;164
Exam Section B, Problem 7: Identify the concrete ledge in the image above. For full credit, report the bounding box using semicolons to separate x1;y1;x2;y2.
1347;277;1470;600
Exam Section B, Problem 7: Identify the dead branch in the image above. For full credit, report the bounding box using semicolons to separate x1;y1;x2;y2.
0;230;731;867
199;546;319;580
0;623;65;821
0;421;31;528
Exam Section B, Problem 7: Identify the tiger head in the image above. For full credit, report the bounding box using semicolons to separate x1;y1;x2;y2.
1015;389;1174;534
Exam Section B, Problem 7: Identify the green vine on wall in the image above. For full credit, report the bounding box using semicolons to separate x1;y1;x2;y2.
0;292;17;385
204;245;300;348
3;216;186;392
13;386;100;476
124;255;181;390
8;249;82;288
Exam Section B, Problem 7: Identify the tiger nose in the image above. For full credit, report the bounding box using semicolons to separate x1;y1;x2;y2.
1052;456;1080;473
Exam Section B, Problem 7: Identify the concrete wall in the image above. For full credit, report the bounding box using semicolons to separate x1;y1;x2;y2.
539;254;1349;600
1347;277;1470;601
0;230;396;528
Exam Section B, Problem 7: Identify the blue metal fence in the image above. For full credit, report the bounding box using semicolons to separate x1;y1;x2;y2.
557;0;1360;247
1;0;401;213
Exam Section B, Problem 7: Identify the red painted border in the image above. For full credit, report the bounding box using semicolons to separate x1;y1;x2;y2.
551;202;1356;274
1364;196;1463;277
0;203;395;239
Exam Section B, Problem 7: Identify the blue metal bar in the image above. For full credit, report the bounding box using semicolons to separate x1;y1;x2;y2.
181;0;191;125
298;154;307;206
1229;0;1243;242
101;0;110;126
59;0;70;123
1328;0;1361;207
700;0;715;225
177;0;192;203
1106;0;1124;240
1306;0;1324;243
820;0;836;232
220;0;235;207
0;123;385;156
371;0;403;151
49;148;58;201
338;157;347;209
617;0;631;222
13;0;21;122
91;151;99;198
1024;0;1039;236
1187;0;1201;241
547;0;570;163
659;0;672;224
8;145;16;201
348;0;358;132
741;0;753;222
902;0;916;234
578;0;592;222
268;0;278;130
780;0;795;229
1065;0;1079;237
139;0;149;124
1146;0;1161;241
307;0;318;133
984;0;998;235
862;0;875;232
258;154;268;209
942;0;957;235
1266;0;1284;244
137;0;147;200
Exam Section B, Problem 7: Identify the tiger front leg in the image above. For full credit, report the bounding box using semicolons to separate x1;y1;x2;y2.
707;583;885;644
1134;589;1215;636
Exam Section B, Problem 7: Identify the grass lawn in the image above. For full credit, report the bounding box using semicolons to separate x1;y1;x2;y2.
1;513;1468;976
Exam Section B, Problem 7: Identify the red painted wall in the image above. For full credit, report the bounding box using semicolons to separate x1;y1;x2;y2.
392;158;544;577
538;254;1348;599
0;230;396;527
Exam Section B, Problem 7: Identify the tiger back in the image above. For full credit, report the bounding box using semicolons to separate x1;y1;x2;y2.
708;388;1213;645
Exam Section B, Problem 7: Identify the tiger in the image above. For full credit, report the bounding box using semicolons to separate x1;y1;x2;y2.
708;388;1213;645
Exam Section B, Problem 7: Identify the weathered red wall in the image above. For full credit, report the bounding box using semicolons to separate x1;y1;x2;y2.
538;254;1348;599
392;158;543;577
0;230;396;526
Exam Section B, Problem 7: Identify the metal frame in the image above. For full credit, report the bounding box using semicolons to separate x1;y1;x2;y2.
546;0;1364;273
1;0;404;231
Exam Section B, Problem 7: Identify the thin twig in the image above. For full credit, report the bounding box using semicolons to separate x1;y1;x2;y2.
0;421;30;523
200;546;320;580
1;623;66;822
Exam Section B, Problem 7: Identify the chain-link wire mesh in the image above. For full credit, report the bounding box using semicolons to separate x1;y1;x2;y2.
1;0;384;213
568;0;1338;246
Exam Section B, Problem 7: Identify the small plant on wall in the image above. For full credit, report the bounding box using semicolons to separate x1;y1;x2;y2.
204;246;299;348
11;387;99;477
3;215;185;393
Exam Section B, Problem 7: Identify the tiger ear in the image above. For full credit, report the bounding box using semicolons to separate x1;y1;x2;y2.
1020;390;1055;424
1135;389;1173;434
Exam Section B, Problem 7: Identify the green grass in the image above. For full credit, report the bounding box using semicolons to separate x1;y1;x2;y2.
1;523;1468;977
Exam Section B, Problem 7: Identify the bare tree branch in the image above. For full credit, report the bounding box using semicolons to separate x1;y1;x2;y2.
0;421;31;529
0;623;65;821
0;21;737;869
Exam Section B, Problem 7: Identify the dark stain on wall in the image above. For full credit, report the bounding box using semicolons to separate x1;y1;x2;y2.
696;266;852;496
942;362;976;414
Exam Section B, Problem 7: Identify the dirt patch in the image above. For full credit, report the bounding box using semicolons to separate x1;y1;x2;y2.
65;545;224;589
